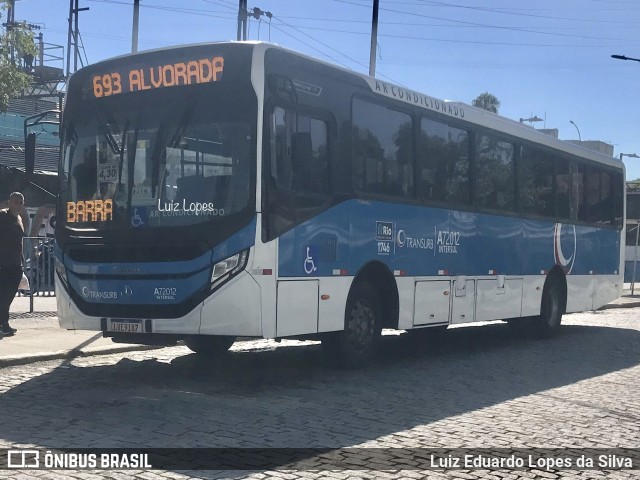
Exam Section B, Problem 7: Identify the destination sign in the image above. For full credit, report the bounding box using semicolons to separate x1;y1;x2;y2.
91;56;225;98
67;200;113;223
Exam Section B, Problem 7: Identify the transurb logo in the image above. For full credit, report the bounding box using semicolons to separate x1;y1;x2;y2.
554;223;577;274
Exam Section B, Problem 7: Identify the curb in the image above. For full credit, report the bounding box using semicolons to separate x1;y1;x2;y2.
598;301;640;310
0;344;163;368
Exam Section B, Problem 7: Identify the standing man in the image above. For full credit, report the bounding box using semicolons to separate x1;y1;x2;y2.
0;192;25;337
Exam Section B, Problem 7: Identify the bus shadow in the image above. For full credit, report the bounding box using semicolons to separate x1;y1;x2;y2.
0;318;639;474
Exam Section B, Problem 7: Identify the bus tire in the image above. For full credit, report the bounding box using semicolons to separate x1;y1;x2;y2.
535;279;563;338
322;282;381;368
184;336;236;356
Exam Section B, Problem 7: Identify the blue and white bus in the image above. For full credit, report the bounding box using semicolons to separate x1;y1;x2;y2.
56;42;625;367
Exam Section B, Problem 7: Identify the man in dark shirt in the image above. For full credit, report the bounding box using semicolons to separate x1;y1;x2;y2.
0;192;25;337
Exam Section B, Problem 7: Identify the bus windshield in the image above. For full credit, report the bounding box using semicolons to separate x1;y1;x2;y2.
61;88;255;230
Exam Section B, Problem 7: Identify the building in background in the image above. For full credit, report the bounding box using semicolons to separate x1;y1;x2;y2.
566;139;615;157
0;29;64;238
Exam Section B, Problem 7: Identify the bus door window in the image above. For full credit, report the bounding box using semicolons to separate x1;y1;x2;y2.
475;134;515;211
268;106;330;237
271;107;329;194
352;98;414;199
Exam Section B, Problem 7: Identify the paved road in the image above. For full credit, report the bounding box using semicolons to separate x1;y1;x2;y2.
1;307;639;479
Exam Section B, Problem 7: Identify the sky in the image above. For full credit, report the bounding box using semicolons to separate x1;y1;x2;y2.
8;0;640;179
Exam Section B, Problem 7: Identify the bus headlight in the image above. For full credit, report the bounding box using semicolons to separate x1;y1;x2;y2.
211;250;249;290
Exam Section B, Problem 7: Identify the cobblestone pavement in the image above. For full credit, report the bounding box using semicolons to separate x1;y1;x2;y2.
0;308;639;480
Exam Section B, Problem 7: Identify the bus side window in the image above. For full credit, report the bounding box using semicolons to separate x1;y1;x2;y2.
518;146;554;218
612;171;624;228
475;134;515;211
555;158;571;220
584;167;610;224
352;98;414;199
420;117;470;206
572;161;586;222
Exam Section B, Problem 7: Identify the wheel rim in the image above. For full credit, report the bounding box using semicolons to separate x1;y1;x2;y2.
347;299;375;352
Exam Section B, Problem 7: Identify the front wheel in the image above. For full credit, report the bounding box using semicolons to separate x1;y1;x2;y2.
321;282;381;368
184;336;236;356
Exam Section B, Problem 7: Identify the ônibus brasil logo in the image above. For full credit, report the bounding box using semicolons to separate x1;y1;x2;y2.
554;223;577;274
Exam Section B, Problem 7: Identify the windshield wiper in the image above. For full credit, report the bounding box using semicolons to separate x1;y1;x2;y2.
125;126;139;213
116;120;130;197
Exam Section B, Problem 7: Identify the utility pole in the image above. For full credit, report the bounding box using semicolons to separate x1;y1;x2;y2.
132;0;140;53
237;0;248;41
66;0;89;77
7;0;15;63
369;0;379;77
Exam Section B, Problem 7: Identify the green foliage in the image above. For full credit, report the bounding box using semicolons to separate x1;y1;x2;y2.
472;92;501;114
0;0;37;112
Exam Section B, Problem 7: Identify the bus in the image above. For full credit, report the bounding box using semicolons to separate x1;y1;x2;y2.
625;185;640;286
55;42;625;367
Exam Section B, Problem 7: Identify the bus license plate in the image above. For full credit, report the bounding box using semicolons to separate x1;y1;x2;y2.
109;319;142;333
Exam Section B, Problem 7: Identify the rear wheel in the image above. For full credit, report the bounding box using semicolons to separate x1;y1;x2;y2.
507;277;564;338
535;279;563;338
322;282;381;368
184;336;236;356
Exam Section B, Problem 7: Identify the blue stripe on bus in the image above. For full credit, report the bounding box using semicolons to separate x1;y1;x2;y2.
278;200;620;278
64;218;256;305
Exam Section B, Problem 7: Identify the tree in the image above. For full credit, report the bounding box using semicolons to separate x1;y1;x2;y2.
0;0;37;112
472;92;501;113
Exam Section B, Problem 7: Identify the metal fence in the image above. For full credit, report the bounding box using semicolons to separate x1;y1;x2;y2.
20;237;56;308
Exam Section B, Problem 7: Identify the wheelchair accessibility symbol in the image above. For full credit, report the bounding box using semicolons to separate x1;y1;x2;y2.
304;246;318;274
130;208;146;228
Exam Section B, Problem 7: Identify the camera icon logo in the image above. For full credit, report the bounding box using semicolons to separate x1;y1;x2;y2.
7;450;40;468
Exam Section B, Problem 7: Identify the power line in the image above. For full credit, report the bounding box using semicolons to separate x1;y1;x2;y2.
284;24;638;48
332;0;639;42
270;16;640;31
392;0;640;23
270;15;405;86
85;0;236;19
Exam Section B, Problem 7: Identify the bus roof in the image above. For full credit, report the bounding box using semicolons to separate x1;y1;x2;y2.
71;40;623;173
254;42;623;172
